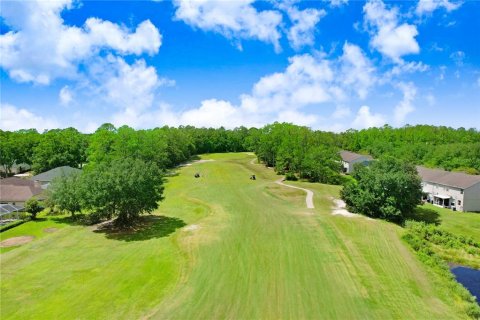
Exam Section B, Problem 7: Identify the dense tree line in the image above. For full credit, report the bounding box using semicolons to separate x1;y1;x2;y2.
1;123;478;178
341;125;480;174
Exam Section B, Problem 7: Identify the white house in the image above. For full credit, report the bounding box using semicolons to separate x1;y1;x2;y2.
340;151;373;174
417;166;480;212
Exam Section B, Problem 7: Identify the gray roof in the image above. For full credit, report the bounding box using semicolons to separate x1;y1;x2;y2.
340;151;373;163
417;166;480;189
32;166;81;182
0;177;44;202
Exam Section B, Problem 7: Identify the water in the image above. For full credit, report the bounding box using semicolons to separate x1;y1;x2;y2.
450;265;480;301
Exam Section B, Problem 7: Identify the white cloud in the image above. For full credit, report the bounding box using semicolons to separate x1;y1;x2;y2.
0;0;161;84
0;103;59;131
330;0;349;7
173;0;282;52
416;0;462;15
363;0;419;63
340;42;376;99
386;61;429;78
352;105;386;129
100;43;375;129
450;50;465;66
287;7;326;49
393;82;416;125
59;86;73;106
332;105;351;119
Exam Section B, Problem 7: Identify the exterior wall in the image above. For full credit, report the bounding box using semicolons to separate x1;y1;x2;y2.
421;182;465;211
463;183;480;212
342;157;372;174
0;201;25;207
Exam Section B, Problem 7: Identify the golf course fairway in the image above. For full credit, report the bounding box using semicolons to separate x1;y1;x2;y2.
0;153;466;319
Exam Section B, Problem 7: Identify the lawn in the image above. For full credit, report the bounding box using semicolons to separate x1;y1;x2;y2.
0;153;468;319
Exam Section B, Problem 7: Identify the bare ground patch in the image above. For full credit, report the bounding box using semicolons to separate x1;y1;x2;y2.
0;236;35;247
43;227;58;233
183;224;200;232
331;198;373;220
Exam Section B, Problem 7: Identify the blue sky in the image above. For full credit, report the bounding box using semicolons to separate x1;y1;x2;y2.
1;0;479;132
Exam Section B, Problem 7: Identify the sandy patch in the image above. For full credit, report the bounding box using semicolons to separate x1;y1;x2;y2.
43;227;58;233
331;199;373;220
178;159;215;167
195;159;215;164
331;199;360;218
0;236;34;247
183;224;200;231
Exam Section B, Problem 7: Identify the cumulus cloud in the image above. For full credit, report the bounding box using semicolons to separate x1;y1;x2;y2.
340;42;376;99
393;82;416;125
84;56;172;128
286;7;326;49
416;0;462;15
0;0;161;84
59;86;73;105
97;43;376;129
0;103;59;131
363;0;419;63
352;105;386;129
173;0;282;51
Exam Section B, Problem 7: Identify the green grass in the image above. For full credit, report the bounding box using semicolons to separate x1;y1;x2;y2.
0;153;469;319
411;204;480;242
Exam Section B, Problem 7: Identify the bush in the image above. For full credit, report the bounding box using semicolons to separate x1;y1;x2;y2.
285;172;298;181
0;220;26;233
403;220;480;318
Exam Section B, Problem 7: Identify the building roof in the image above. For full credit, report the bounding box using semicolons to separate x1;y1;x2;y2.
0;203;24;214
0;177;43;202
32;166;81;182
417;166;480;190
340;151;373;163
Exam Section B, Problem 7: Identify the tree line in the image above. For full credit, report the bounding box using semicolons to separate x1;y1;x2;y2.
2;123;479;177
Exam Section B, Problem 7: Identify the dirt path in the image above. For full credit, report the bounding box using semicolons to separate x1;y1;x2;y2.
275;178;315;209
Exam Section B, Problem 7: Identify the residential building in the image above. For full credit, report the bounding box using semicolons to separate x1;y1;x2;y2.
31;166;81;189
0;177;44;207
340;151;374;174
417;166;480;212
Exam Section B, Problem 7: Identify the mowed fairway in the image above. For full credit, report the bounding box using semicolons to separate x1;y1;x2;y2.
1;153;465;319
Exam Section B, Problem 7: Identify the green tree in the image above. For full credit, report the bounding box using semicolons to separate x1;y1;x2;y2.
32;128;87;173
25;198;44;220
82;158;164;227
340;157;422;222
49;172;83;216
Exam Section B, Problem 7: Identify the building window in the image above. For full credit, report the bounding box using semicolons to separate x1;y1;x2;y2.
458;200;461;205
460;190;463;194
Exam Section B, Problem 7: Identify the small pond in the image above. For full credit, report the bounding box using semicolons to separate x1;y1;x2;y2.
450;265;480;302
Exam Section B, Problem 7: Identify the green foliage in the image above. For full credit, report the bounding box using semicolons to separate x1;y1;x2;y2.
25;198;44;220
341;125;480;174
341;157;422;222
49;172;83;216
299;145;343;184
403;221;480;318
32;128;87;173
250;122;342;184
285;172;298;181
0;220;26;233
81;158;164;226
